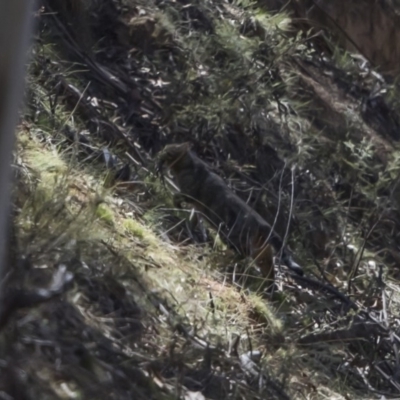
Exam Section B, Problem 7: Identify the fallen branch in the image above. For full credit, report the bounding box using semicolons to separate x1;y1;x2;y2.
288;272;358;309
298;321;385;345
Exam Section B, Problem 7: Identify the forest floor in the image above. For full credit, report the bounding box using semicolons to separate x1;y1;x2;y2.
3;0;400;399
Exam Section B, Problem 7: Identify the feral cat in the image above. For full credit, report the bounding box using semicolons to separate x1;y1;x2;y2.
158;142;303;286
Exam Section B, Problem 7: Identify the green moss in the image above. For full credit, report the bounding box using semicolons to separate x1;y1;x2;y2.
95;203;115;225
123;218;146;239
248;293;283;334
25;147;67;174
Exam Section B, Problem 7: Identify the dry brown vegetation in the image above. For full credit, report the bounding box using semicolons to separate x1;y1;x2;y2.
3;0;400;399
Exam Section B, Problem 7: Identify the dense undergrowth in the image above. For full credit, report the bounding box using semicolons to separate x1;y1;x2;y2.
2;0;400;398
